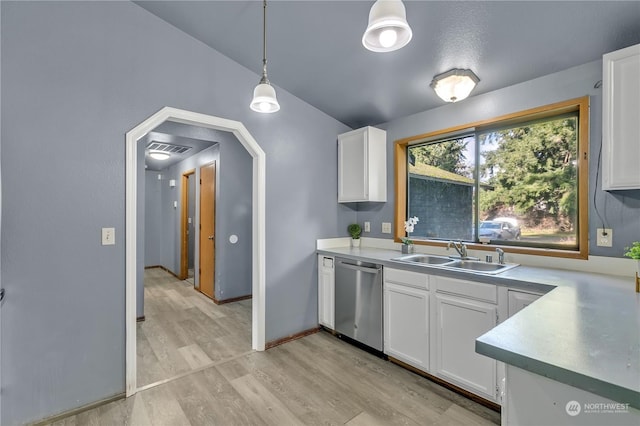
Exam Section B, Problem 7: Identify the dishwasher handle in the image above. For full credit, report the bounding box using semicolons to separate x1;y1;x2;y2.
337;261;381;274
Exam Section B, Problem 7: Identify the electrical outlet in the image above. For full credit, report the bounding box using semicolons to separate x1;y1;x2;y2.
596;228;613;247
382;222;392;234
364;221;371;233
102;227;115;246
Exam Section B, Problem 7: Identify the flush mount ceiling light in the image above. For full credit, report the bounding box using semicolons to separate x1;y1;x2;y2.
362;0;413;53
430;69;480;103
149;150;170;161
250;0;280;113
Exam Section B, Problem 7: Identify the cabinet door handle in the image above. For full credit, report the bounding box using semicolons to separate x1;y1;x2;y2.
338;262;381;274
0;288;5;302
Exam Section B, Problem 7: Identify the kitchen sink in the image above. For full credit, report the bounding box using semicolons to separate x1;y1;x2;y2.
392;254;456;265
392;254;519;275
447;260;519;274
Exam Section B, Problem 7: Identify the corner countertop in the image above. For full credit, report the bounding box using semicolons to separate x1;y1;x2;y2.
317;246;640;409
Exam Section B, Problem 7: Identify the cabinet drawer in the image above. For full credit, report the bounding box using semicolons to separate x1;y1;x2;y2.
384;268;429;290
435;276;497;303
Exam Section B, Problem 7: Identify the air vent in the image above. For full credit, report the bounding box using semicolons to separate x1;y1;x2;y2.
146;142;192;155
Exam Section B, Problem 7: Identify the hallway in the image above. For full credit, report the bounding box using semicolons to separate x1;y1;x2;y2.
137;268;252;388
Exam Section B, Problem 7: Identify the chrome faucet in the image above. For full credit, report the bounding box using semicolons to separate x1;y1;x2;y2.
496;248;505;264
447;241;467;258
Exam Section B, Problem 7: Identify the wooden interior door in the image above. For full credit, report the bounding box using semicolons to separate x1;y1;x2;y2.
180;170;195;281
199;162;216;299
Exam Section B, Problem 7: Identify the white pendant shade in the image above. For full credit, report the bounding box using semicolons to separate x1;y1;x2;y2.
363;0;412;52
149;150;170;160
250;82;280;113
430;69;480;103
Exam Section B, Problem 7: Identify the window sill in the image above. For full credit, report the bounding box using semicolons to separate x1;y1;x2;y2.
395;237;588;260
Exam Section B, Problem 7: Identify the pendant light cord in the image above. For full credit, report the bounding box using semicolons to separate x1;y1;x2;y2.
261;0;269;83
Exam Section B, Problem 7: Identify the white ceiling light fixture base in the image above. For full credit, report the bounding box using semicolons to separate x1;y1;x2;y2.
250;0;280;113
430;69;480;103
363;0;413;53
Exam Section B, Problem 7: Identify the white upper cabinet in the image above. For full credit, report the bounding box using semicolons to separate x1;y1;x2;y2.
338;126;387;202
602;43;640;190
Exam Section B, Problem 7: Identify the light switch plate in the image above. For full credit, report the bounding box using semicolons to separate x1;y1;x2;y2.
382;222;392;234
102;227;115;246
596;228;612;247
364;221;371;233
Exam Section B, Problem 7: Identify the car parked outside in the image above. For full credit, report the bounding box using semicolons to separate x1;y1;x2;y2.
479;219;521;241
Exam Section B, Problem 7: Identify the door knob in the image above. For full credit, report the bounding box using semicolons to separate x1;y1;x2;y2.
208;235;214;240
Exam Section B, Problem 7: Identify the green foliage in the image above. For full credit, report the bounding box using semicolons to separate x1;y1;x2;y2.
347;223;362;239
624;242;640;260
478;117;578;228
410;137;470;176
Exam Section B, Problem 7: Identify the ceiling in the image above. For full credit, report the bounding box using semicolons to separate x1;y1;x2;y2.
135;1;640;128
143;131;217;171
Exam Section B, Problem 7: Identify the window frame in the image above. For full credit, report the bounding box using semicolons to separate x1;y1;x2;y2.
394;96;589;260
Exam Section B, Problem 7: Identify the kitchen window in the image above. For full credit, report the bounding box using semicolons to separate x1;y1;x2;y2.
395;97;589;259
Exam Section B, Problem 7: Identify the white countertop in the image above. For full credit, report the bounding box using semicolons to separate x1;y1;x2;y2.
317;246;640;409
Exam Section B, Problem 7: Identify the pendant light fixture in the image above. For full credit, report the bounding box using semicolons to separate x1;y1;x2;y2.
362;0;413;53
430;69;480;103
250;0;280;113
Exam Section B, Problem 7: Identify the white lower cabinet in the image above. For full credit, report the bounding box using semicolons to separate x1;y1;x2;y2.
383;268;430;370
384;282;430;370
318;255;335;329
433;277;499;402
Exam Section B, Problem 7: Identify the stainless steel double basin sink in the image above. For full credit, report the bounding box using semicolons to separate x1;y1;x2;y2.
392;254;519;275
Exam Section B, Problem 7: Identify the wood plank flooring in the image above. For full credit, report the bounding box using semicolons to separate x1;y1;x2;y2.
137;268;252;388
47;269;500;425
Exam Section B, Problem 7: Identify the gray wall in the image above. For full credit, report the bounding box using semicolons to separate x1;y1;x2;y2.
0;2;351;424
0;1;3;422
144;171;164;267
214;130;253;300
358;60;640;257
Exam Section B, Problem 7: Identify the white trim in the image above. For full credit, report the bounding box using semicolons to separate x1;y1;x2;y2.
125;107;266;397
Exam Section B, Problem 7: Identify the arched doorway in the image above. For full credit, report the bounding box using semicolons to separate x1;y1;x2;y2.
125;107;266;396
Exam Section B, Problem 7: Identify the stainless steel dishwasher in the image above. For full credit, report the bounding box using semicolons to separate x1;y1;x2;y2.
334;257;383;351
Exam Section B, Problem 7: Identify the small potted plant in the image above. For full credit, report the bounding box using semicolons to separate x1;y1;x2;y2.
401;216;419;254
348;223;362;248
624;241;640;275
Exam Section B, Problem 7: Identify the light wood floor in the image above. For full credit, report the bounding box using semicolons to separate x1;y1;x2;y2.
138;267;252;388
47;269;500;426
